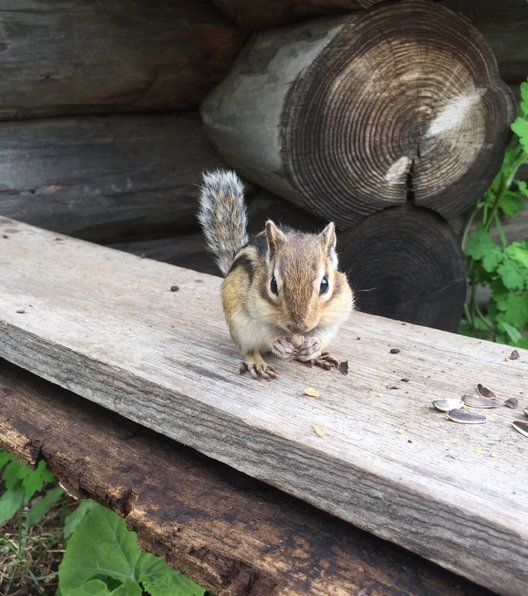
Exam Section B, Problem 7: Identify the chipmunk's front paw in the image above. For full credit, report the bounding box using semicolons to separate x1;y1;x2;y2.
272;337;297;360
296;338;340;371
296;337;322;362
240;351;277;380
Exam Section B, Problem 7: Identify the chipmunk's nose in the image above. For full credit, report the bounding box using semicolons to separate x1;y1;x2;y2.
287;322;308;334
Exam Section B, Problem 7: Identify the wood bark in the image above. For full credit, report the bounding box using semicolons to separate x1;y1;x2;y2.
339;206;467;331
0;217;527;594
0;113;224;242
201;0;514;228
210;0;383;30
0;361;492;596
0;0;245;119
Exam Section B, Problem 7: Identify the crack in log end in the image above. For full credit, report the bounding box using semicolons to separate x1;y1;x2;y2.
425;91;485;139
406;158;416;204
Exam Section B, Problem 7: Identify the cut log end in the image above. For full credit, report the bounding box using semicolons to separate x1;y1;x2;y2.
282;0;514;226
339;205;467;331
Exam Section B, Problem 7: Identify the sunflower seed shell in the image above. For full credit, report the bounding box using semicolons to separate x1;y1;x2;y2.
432;398;463;412
476;383;496;399
447;408;487;424
512;420;528;438
462;394;500;409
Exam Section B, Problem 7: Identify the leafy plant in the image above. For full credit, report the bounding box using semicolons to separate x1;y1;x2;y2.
460;79;528;347
58;501;205;596
0;449;60;526
0;449;65;593
1;449;204;595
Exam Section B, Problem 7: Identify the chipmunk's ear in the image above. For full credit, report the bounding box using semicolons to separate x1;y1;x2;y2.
265;220;285;261
320;222;338;266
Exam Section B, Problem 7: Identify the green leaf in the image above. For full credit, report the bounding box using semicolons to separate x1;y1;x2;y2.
497;321;523;344
511;117;528;152
64;499;98;540
516;180;528;196
520;81;528;116
58;504;204;596
506;241;528;268
499;192;526;217
0;484;25;525
496;294;528;329
0;450;12;472
465;226;503;272
27;486;64;527
497;257;528;290
20;459;55;499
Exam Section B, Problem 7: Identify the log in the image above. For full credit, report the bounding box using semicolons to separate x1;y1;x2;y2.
1;217;527;594
339;205;467;331
210;0;528;85
442;0;528;84
210;0;383;30
201;0;514;228
0;0;245;119
109;191;326;274
0;113;224;242
0;360;491;595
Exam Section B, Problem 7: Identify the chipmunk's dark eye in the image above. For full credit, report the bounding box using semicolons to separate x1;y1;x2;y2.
320;275;329;295
270;275;278;295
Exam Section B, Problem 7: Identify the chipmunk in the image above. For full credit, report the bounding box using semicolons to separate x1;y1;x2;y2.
198;170;354;380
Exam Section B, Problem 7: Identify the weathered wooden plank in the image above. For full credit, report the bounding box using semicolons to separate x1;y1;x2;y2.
0;361;491;595
0;217;527;594
0;0;245;119
0;113;223;242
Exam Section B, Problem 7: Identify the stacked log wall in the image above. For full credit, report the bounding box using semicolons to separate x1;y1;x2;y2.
0;0;524;331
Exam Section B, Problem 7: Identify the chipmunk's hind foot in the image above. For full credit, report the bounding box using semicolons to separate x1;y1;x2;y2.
240;351;277;380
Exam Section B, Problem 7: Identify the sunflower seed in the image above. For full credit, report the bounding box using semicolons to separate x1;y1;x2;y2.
462;394;500;409
476;384;496;399
447;408;487;424
524;407;528;418
512;421;528;438
432;398;463;412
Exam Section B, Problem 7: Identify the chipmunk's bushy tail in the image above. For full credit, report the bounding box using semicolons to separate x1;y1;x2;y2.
198;170;249;276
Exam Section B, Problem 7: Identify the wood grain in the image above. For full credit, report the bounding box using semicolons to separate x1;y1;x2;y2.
0;0;245;119
202;0;514;228
339;205;467;331
0;360;492;595
0;113;223;242
0;217;527;594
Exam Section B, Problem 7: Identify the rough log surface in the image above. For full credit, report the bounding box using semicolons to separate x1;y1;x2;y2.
202;0;514;228
442;0;528;84
0;218;527;593
339;206;467;331
211;0;528;84
0;0;245;119
0;360;493;596
211;0;382;30
0;113;223;242
109;192;326;275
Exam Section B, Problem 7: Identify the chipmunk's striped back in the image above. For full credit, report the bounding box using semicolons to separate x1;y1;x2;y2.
197;170;248;276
